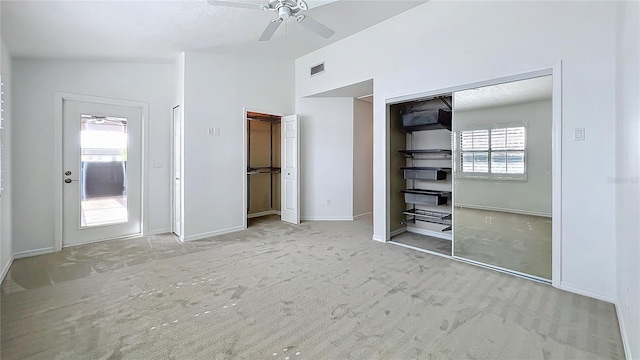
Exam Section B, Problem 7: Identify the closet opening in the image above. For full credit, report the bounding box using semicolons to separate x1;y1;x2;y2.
388;94;454;257
246;111;282;226
386;73;555;282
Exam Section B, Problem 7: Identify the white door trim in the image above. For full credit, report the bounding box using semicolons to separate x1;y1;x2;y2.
550;62;563;289
385;62;562;287
54;92;150;251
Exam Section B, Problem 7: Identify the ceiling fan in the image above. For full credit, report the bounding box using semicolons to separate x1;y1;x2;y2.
207;0;336;41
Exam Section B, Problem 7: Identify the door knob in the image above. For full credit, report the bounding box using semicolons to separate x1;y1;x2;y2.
65;178;72;183
65;171;72;176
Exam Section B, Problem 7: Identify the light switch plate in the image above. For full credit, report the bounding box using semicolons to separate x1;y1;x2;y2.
573;127;585;141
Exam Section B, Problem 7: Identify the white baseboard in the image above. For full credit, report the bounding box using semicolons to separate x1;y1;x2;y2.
406;226;452;241
248;210;280;219
454;203;551;218
390;227;407;237
353;212;373;220
64;233;143;248
184;226;244;242
372;235;386;242
13;247;56;259
149;228;171;235
615;303;632;360
1;256;14;284
559;281;616;304
301;216;354;221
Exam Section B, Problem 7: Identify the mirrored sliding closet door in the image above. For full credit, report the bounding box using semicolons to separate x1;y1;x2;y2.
452;76;553;281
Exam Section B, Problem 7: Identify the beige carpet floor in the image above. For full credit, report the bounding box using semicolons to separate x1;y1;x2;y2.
391;232;452;256
1;216;624;359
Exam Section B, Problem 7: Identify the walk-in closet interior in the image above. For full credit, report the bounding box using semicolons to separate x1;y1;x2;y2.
389;95;454;255
388;75;553;281
246;112;281;222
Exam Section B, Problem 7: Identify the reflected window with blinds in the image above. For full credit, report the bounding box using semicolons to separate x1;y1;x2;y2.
458;124;527;180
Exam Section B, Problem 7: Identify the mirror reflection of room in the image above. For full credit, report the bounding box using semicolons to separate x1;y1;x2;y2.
453;75;552;280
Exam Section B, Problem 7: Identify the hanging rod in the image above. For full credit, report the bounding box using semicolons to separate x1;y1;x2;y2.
247;167;281;175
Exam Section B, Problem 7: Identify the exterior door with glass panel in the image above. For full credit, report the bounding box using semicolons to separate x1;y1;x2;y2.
62;100;142;246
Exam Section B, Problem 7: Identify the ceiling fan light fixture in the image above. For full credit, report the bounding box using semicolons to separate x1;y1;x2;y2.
278;6;291;19
268;0;307;11
208;0;334;41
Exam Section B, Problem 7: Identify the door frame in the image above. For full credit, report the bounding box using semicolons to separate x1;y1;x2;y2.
242;107;283;230
54;92;150;251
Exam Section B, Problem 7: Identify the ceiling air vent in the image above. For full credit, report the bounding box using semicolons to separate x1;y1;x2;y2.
310;62;325;77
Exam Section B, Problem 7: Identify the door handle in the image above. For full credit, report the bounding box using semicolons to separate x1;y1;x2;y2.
64;178;79;184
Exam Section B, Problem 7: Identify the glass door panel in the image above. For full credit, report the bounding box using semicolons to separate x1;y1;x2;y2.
80;115;128;227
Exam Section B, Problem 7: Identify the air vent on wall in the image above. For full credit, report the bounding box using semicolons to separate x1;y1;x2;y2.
310;62;325;77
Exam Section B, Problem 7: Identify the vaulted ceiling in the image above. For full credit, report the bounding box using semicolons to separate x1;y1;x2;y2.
1;0;426;62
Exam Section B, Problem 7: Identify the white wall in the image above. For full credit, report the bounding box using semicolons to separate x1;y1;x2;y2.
176;53;185;108
12;59;175;254
181;52;293;239
615;1;640;358
296;97;353;221
454;100;552;216
295;1;618;300
353;99;373;217
0;39;13;280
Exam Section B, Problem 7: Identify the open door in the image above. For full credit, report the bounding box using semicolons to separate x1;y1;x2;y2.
281;114;300;224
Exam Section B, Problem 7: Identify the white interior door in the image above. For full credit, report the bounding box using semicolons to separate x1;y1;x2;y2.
172;106;183;237
62;100;142;246
281;114;300;224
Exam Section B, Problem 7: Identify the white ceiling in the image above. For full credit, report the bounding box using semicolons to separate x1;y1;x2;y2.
454;76;553;111
0;0;426;62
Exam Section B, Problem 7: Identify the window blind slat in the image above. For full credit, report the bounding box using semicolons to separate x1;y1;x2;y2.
461;129;489;151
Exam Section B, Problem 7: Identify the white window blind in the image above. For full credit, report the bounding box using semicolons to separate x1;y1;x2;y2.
459;124;526;180
460;129;489;173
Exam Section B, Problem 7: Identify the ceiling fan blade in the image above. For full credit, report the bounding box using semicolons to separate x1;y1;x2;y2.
207;0;264;10
259;20;283;41
297;15;335;39
305;1;338;9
